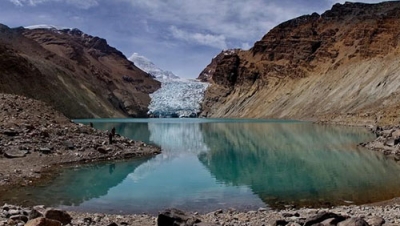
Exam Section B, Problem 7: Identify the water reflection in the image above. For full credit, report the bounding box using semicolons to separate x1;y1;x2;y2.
3;158;151;207
197;122;400;207
5;119;400;213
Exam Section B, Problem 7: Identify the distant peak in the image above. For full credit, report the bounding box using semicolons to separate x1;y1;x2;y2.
24;24;71;30
128;53;180;80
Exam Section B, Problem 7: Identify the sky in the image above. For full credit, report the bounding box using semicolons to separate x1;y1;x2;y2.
0;0;389;78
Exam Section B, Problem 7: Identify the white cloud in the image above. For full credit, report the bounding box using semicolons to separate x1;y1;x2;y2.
170;26;227;49
66;0;98;9
8;0;98;9
121;0;303;45
9;0;60;6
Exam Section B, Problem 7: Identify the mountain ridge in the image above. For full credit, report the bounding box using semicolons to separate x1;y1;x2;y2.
0;24;160;118
198;1;400;126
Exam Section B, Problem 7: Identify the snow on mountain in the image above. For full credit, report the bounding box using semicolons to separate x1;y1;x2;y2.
24;24;70;30
128;53;180;80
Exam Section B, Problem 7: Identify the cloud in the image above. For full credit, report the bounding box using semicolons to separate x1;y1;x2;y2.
9;0;57;6
121;0;306;46
66;0;98;9
8;0;98;9
170;26;227;50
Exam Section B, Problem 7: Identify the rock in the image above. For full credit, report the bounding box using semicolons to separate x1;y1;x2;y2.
25;217;62;226
39;148;52;154
8;209;21;215
366;216;385;226
3;150;27;158
63;141;74;150
304;212;347;226
107;223;118;226
338;218;369;226
157;208;202;226
385;138;396;147
274;219;289;226
10;214;28;223
3;130;19;136
29;208;44;220
321;218;339;226
44;209;72;225
97;147;108;154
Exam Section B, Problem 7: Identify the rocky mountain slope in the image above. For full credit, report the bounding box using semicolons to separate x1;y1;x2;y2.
0;24;160;119
128;53;180;80
199;1;400;126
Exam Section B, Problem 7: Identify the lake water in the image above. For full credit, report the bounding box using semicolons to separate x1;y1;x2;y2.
5;119;400;214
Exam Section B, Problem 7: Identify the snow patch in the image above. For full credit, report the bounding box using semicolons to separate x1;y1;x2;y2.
128;53;180;80
24;24;71;30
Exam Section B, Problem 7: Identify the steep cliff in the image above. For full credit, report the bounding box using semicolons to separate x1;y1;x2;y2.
0;25;160;118
199;2;400;126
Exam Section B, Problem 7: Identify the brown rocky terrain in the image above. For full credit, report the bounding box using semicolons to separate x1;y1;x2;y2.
0;93;160;193
0;24;160;119
199;1;400;126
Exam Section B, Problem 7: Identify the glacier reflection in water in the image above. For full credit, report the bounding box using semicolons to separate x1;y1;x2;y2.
5;119;400;214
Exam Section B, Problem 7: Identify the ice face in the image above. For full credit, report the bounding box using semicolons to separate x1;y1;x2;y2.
148;79;209;118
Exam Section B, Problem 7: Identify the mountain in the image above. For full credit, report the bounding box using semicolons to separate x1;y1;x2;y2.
0;24;160;118
128;53;179;80
198;1;400;126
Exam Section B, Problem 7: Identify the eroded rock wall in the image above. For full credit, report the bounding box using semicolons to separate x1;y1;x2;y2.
0;25;160;118
199;2;400;126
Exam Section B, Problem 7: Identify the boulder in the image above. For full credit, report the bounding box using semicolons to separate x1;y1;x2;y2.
3;149;27;158
44;209;72;225
10;214;28;223
157;208;202;226
366;216;385;226
304;212;347;226
338;218;369;226
25;217;62;226
29;208;44;220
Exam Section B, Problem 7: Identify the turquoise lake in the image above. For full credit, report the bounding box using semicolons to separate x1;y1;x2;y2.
7;119;400;214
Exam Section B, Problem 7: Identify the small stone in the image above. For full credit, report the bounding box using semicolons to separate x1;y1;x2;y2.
39;148;51;154
97;147;108;154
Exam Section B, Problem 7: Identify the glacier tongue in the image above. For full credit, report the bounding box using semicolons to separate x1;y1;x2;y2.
148;79;209;118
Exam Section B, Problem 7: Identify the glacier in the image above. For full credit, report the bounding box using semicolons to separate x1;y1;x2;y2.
148;79;209;118
128;52;209;118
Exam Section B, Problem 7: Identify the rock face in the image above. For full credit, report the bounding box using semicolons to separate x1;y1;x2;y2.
0;25;160;118
199;2;400;126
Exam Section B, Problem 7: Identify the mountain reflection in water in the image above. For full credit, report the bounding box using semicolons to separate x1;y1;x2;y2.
4;119;400;214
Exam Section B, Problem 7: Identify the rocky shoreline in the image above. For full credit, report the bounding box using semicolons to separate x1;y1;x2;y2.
0;93;160;193
2;202;400;226
2;93;400;225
